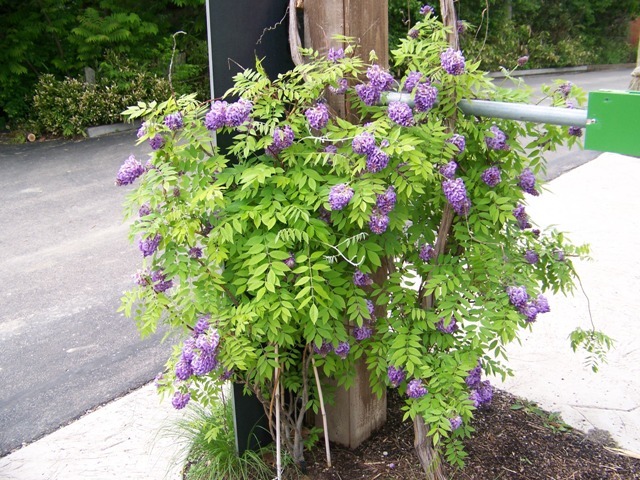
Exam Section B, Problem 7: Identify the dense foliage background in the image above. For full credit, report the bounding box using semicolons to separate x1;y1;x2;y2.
0;0;638;135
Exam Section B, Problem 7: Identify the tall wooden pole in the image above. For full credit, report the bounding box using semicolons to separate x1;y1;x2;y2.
301;0;389;449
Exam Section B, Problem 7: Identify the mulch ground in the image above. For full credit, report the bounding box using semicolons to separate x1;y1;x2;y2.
302;388;640;480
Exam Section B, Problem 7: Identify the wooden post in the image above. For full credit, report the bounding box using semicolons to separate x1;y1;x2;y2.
303;0;389;449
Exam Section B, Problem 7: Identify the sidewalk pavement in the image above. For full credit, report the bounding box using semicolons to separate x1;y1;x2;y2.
1;152;638;480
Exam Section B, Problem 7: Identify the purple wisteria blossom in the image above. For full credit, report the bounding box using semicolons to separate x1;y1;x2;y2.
387;101;414;126
376;186;397;214
175;360;193;381
353;270;373;287
407;379;428;398
149;134;165;150
409;28;419;39
465;364;482;389
568;126;583;137
192;352;218;376
366;65;394;91
220;369;234;381
136;122;147;138
225;98;252;127
116;154;145;186
419;243;436;262
534;294;550;314
151;269;173;293
558;82;572;98
436;316;458;334
267;125;295;155
313;340;334;357
518;167;539;196
305;102;330;130
420;4;434;15
446;134;466;154
442;178;471;216
204;100;228;130
324;144;338;155
133;269;149;287
450;416;463;430
335;341;350;359
355;83;381;106
524;249;539;264
164;112;183;131
171;391;191;410
354;322;373;341
485;125;508;150
352;131;377;155
439;160;458;179
507;285;529;308
481;166;502;187
472;380;493;407
440;48;466;75
138;204;151;217
328;183;354;210
520;303;539;322
366;299;375;317
387;365;406;387
369;211;390;234
513;204;531;230
189;247;203;259
139;234;161;257
555;249;566;261
329;78;348;94
414;83;438;112
284;253;296;269
366;148;390;173
456;20;466;34
403;71;423;92
327;47;344;63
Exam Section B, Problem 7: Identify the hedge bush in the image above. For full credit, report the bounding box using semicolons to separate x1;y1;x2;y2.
32;73;171;137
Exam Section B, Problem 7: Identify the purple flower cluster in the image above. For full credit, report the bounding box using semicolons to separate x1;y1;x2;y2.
408;28;419;39
172;391;190;410
387;365;406;387
354;322;373;341
305;102;330;130
407;379;428;398
558;82;572;98
137;122;147;138
414;83;438;112
376;186;397;214
442;178;471;216
267;125;295;156
284;253;296;269
151;269;173;293
513;203;531;230
518;168;539;196
329;78;348;94
524;249;539;264
335;341;350;359
327;47;344;63
324;144;338;155
440;48;466;75
450;416;463;430
353;269;373;287
356;65;394;106
403;71;423;93
420;4;434;15
485;125;508;150
507;285;550;322
365;148;390;173
436;316;458;334
369;211;390;234
139;204;151;217
481;166;502;187
149;134;165;150
446;134;466;155
204;98;252;130
313;340;334;357
352;131;377;155
138;233;161;257
387;101;414;126
419;243;436;262
517;55;529;66
164;112;183;131
568;126;583;137
116;154;145;186
328;183;354;210
189;246;203;259
465;363;482;388
439;160;458;179
470;380;493;407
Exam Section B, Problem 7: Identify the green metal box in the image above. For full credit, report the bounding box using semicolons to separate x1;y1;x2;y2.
585;90;640;157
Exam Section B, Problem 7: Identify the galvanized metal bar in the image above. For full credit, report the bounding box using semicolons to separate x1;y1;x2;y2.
383;92;588;127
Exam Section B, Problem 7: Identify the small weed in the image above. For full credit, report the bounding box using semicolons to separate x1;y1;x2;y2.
510;401;572;433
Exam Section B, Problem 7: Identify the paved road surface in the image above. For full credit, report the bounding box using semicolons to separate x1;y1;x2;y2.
0;66;634;457
0;132;173;455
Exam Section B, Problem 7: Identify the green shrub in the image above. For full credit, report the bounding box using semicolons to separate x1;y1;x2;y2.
32;73;170;137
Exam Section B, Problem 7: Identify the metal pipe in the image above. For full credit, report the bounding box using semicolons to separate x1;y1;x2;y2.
383;92;588;127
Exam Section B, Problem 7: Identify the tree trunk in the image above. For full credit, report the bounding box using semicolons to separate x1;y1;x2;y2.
414;415;447;480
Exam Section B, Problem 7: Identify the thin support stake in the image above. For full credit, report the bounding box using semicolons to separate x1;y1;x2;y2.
311;357;332;467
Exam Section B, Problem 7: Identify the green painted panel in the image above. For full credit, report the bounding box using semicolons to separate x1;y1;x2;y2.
585;90;640;156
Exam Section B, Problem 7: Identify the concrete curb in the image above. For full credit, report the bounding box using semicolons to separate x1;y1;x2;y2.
86;121;141;138
488;63;635;79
